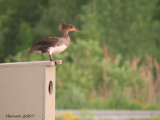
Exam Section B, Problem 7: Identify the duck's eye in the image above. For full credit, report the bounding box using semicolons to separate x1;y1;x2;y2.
71;26;73;28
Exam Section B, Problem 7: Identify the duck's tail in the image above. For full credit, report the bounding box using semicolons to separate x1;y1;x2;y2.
24;49;33;56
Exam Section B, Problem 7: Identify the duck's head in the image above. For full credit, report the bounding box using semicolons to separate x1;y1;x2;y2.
59;24;80;33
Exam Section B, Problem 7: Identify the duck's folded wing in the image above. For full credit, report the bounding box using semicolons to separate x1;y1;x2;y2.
32;37;59;52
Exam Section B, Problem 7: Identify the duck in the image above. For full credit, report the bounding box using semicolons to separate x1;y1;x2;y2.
24;24;80;62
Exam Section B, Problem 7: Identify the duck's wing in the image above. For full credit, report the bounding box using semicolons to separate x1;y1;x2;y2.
24;37;59;56
34;37;59;47
31;37;59;52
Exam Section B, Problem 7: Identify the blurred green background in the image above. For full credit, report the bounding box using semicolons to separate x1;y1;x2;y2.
0;0;160;110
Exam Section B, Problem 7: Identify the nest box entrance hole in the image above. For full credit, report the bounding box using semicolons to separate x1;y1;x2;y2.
48;81;53;95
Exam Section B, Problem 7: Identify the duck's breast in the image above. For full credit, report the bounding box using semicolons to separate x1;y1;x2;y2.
48;45;67;55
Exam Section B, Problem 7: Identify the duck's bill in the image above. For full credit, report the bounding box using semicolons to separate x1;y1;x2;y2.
72;29;81;32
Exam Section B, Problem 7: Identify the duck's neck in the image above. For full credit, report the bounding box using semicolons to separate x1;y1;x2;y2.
62;31;69;38
61;31;70;46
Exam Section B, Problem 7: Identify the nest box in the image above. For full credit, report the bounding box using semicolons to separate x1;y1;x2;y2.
0;61;62;120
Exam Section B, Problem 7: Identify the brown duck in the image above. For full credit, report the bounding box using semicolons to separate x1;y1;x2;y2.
24;24;80;61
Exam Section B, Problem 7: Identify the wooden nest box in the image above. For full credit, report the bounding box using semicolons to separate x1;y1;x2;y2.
0;61;62;120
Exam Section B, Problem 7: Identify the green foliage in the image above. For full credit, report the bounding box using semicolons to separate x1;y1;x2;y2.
0;0;89;62
8;39;160;109
0;0;48;62
33;0;89;41
1;0;160;110
80;0;160;61
56;85;87;109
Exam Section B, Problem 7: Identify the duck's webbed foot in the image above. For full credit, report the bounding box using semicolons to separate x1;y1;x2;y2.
55;60;62;66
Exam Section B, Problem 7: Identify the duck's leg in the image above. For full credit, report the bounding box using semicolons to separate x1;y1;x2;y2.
49;54;58;65
48;52;60;65
49;55;53;61
48;52;53;61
